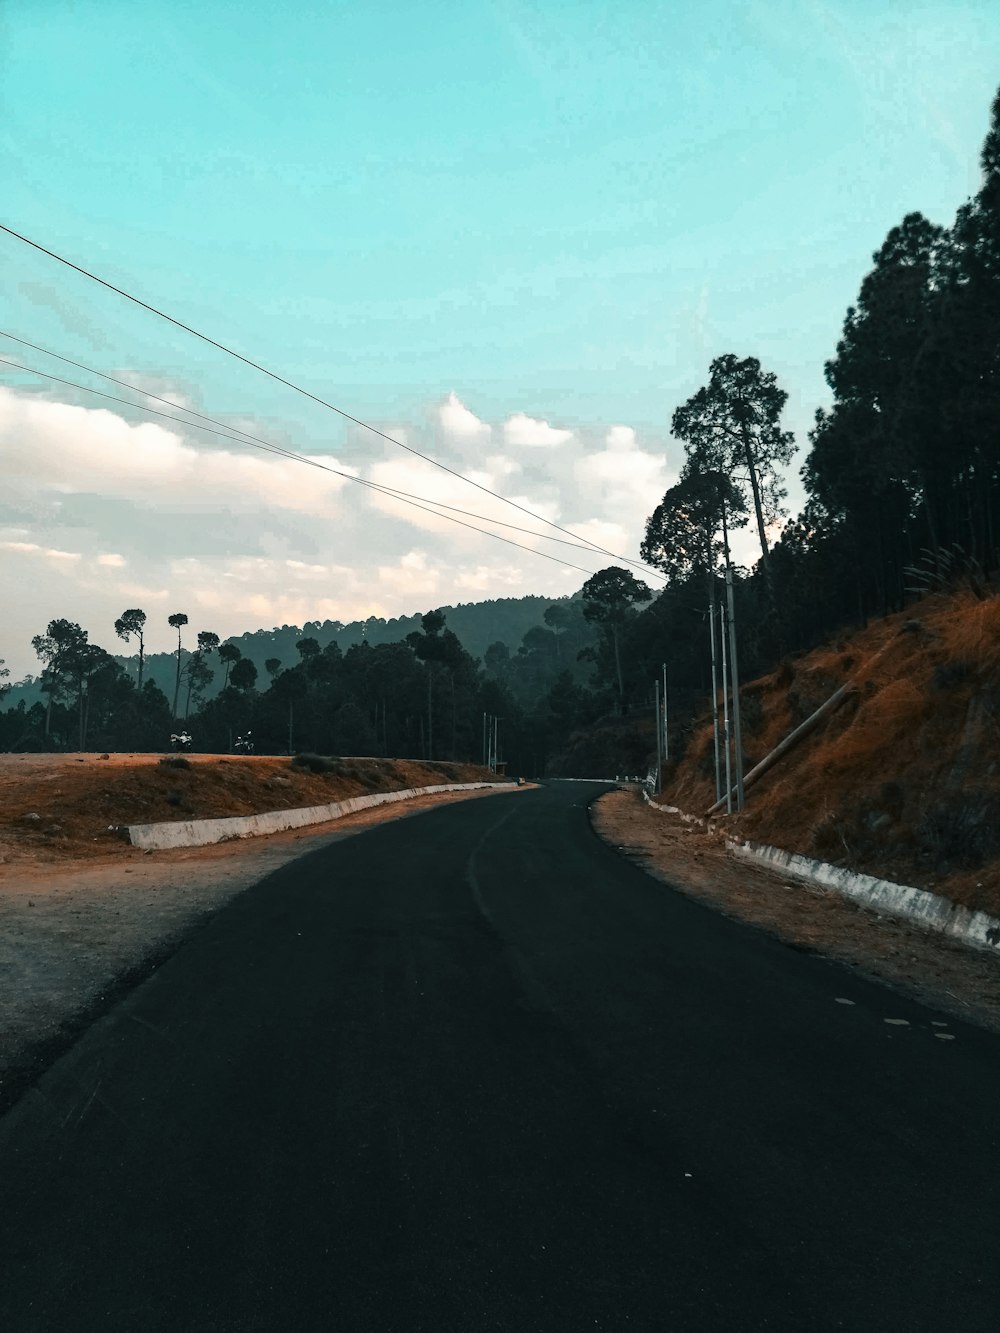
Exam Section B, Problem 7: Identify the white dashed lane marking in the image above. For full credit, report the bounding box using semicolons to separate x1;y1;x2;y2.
833;998;957;1040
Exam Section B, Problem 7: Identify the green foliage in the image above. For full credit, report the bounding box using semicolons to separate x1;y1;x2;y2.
672;354;795;574
641;467;746;584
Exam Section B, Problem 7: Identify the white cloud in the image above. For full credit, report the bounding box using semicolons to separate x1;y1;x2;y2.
454;563;525;593
503;412;573;448
575;432;672;525
605;425;636;451
365;455;539;539
0;388;354;518
0;383;691;677
438;391;491;440
0;539;82;565
111;369;194;411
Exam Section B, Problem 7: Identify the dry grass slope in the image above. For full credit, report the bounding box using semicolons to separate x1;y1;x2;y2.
0;753;492;865
666;592;1000;916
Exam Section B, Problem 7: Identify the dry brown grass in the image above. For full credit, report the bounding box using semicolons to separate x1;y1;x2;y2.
0;753;494;865
664;591;1000;916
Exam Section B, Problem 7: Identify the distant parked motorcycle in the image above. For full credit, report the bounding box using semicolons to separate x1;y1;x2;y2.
170;731;193;753
234;732;254;754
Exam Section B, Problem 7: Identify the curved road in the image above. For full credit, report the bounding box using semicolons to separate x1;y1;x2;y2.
2;781;998;1330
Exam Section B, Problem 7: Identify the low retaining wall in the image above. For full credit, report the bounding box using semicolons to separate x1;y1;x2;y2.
640;788;1000;954
128;782;514;851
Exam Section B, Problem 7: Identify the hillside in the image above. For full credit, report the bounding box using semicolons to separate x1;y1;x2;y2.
5;592;578;709
664;590;1000;917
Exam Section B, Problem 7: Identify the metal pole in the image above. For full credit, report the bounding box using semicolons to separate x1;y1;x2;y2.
482;711;487;768
662;662;668;764
725;564;746;812
654;679;662;793
719;603;732;814
708;596;722;802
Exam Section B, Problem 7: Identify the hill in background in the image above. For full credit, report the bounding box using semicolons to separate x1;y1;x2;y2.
6;593;576;709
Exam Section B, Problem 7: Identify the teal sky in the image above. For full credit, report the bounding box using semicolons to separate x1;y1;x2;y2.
1;1;998;674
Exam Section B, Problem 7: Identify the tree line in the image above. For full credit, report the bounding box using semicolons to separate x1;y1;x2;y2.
587;85;1000;763
0;599;621;773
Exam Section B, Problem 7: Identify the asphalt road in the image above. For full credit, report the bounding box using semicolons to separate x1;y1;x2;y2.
2;781;999;1331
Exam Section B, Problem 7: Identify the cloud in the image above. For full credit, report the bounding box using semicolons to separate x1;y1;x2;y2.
111;369;195;411
574;427;672;523
438;391;491;440
365;455;543;540
0;387;354;519
0;539;82;565
605;425;636;451
503;411;573;448
0;383;687;676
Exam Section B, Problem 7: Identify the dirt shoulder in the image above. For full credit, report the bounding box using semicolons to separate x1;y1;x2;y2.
0;757;519;1116
592;786;1000;1035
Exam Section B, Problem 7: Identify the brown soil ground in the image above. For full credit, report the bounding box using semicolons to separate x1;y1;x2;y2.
665;591;1000;916
0;757;522;1114
594;786;1000;1035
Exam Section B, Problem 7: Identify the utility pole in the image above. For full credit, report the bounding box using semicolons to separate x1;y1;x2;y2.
662;662;669;764
724;565;745;811
720;504;745;813
708;600;722;802
719;603;732;814
654;678;662;793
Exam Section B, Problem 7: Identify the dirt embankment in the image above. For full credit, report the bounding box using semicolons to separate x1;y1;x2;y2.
0;752;493;866
665;591;1000;917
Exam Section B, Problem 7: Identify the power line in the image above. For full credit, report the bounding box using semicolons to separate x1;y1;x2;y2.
0;330;664;577
0;221;666;581
0;354;603;579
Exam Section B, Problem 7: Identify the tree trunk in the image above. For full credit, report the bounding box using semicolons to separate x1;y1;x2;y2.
427;665;434;760
172;639;182;721
450;672;456;760
612;627;624;713
741;436;782;635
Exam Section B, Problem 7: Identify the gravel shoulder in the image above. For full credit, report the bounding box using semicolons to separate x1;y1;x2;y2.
592;786;1000;1035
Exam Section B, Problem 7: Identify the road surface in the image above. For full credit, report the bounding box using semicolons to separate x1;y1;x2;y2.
2;781;998;1330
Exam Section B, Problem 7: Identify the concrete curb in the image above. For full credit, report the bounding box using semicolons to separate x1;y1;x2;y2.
639;787;1000;955
128;782;516;851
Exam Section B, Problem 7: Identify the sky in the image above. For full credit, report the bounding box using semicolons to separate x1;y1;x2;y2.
1;0;998;679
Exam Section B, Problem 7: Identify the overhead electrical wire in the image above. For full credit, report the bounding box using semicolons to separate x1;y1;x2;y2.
0;222;667;581
0;353;605;579
0;330;665;579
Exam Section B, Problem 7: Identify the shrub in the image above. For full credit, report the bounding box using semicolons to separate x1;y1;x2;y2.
291;752;338;774
920;796;1000;870
932;659;975;691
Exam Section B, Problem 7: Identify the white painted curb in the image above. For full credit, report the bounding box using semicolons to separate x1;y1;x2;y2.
639;787;1000;955
128;782;515;851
